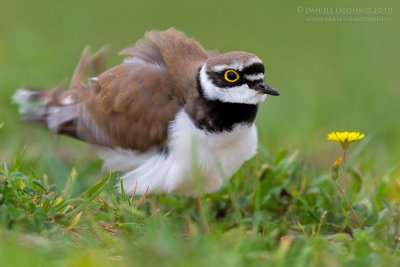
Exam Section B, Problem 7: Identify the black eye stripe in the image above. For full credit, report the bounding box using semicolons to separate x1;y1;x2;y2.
205;63;265;88
242;63;265;75
207;70;246;87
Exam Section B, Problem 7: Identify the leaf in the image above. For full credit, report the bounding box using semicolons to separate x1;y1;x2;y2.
348;168;363;194
273;150;288;164
67;212;82;229
12;147;27;172
63;168;78;198
79;173;111;199
65;174;111;217
32;179;47;192
9;172;27;180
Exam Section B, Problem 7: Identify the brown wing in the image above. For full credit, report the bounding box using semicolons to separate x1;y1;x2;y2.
76;62;181;151
74;29;209;150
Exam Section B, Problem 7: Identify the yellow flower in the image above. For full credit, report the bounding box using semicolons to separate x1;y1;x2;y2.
327;131;365;149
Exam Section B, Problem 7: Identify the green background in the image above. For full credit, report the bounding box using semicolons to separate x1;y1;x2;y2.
0;0;399;172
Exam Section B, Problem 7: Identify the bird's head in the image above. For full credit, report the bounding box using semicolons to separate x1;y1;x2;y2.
198;52;279;104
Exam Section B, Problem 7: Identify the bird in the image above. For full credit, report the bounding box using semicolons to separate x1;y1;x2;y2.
12;28;279;196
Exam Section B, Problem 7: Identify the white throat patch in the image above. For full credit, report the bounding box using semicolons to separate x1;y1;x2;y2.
198;65;266;105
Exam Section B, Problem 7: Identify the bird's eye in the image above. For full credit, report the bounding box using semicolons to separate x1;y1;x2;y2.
224;70;240;83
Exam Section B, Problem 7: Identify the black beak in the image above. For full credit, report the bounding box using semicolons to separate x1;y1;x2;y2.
256;83;280;96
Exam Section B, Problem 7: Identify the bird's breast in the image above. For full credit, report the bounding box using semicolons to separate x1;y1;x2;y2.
166;109;258;194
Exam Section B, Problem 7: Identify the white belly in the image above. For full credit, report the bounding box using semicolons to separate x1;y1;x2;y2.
111;110;258;196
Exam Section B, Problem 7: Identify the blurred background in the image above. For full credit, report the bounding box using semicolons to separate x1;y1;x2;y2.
0;0;399;183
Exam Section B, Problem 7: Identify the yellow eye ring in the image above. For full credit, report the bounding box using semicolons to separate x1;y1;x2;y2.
224;69;240;83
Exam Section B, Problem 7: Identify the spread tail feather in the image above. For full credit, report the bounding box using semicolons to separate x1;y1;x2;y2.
12;88;78;136
12;46;110;137
12;89;47;122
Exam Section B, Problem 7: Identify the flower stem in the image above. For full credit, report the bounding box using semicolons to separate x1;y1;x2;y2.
342;149;347;172
334;179;364;229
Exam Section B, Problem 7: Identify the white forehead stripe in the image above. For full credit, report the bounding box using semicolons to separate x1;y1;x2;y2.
212;63;243;72
211;57;262;72
244;73;264;81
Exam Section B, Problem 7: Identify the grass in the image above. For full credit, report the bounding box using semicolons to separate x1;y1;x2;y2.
1;0;400;266
1;142;400;266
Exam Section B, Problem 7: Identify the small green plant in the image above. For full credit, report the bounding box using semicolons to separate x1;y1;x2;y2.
0;162;111;233
328;131;365;229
